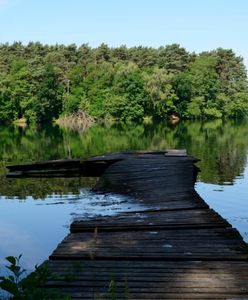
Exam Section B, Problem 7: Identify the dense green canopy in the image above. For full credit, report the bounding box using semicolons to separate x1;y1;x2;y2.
0;42;247;123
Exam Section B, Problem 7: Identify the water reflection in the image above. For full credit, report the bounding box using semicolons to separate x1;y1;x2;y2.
0;120;248;274
196;174;248;243
1;119;248;198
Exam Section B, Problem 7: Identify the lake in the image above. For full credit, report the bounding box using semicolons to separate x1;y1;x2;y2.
0;119;248;275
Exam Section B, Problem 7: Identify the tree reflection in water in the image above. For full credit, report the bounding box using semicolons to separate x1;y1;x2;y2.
0;119;248;198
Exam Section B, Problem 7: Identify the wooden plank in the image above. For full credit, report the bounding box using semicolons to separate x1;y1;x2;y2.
6;159;119;178
70;209;229;232
94;156;199;194
45;258;248;266
121;190;209;210
87;150;190;162
49;228;248;261
6;150;191;172
46;288;248;300
42;290;248;300
44;260;248;276
45;280;248;289
7;158;82;171
42;260;248;299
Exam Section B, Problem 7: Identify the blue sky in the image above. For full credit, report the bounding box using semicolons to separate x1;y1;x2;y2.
1;0;248;67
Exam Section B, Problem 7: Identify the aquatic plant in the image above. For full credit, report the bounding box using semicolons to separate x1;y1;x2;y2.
0;255;70;299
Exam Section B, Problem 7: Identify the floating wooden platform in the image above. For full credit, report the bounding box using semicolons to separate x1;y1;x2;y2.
20;151;248;299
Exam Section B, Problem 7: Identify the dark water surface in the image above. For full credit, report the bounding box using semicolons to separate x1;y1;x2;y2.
0;120;247;274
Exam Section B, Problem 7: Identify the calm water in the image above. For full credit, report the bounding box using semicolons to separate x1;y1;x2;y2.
0;120;248;274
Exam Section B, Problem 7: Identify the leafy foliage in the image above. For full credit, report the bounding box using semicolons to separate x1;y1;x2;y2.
0;42;248;123
0;255;70;299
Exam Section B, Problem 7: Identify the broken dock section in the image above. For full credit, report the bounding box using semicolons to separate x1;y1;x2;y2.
9;150;248;299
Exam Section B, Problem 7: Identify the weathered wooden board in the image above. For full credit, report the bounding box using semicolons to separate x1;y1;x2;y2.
42;260;248;300
94;156;198;195
6;159;119;178
50;227;248;261
70;208;229;232
6;150;194;178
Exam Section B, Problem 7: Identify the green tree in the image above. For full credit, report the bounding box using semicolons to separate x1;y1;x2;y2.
224;92;248;118
81;62;115;118
9;60;33;120
129;46;158;68
213;48;247;96
158;44;193;73
34;64;63;123
94;43;111;63
186;54;222;118
111;45;129;63
0;60;32;123
111;62;146;120
173;72;192;117
144;68;178;118
0;78;15;123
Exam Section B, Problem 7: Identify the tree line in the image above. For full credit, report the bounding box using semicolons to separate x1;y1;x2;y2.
0;42;248;124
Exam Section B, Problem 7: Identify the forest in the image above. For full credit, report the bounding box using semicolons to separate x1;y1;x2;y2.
0;42;248;124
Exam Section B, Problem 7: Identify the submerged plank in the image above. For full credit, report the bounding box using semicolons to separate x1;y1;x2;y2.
70;208;229;232
6;157;120;177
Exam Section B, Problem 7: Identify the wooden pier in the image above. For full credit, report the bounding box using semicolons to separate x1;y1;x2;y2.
8;151;248;299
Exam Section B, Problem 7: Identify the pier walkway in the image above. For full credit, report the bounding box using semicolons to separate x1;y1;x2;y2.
13;151;248;299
